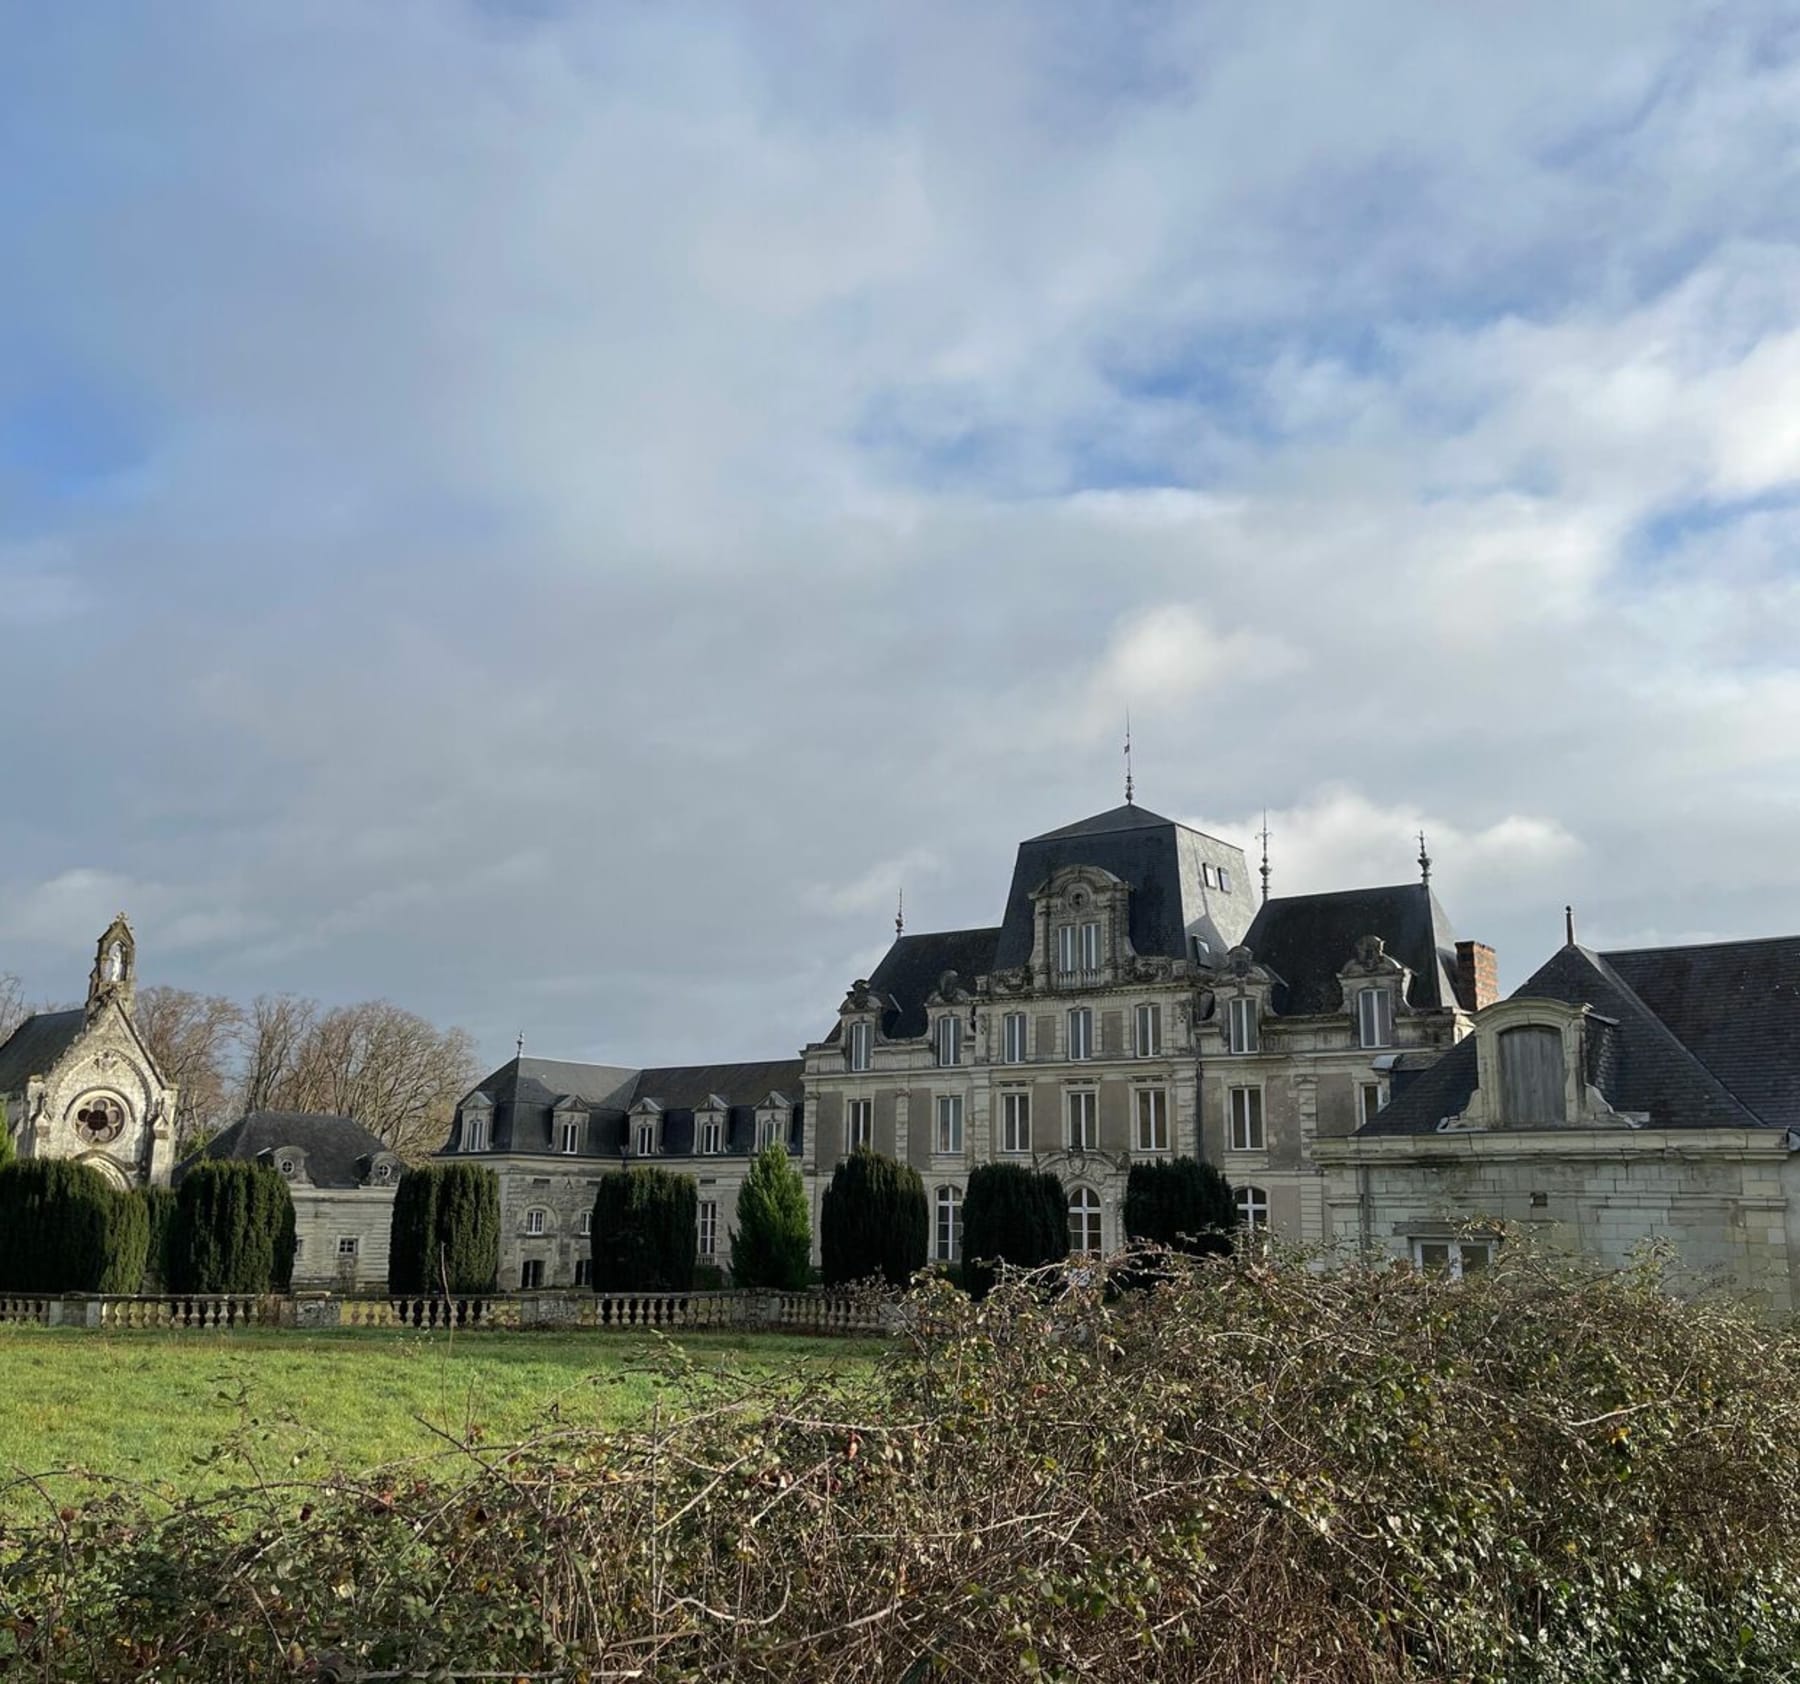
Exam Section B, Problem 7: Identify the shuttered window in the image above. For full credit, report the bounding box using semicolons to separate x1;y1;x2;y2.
1498;1025;1566;1123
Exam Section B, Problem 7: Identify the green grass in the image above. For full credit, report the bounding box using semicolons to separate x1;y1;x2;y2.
0;1327;883;1512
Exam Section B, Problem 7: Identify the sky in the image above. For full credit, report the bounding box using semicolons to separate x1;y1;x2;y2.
3;1;1800;1075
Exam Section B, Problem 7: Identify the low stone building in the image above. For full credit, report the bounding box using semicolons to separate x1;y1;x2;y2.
1317;936;1800;1311
178;1111;403;1291
441;1057;803;1289
0;916;177;1189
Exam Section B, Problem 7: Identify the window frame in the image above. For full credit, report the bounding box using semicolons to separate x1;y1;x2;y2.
1057;924;1078;975
1002;1011;1028;1064
935;1014;962;1068
1357;986;1394;1049
1228;1084;1265;1152
1236;1184;1269;1231
463;1114;489;1153
1067;1187;1103;1255
1227;995;1260;1055
847;1097;874;1151
525;1207;548;1237
1067;1007;1094;1061
1079;920;1101;972
1134;1087;1169;1153
1357;1080;1387;1128
935;1093;964;1155
1134;1001;1161;1057
336;1236;359;1259
578;1209;592;1237
558;1118;582;1155
934;1184;963;1262
700;1115;723;1155
1067;1088;1098;1152
848;1019;873;1072
520;1259;545;1290
1000;1089;1031;1154
1410;1237;1493;1279
697;1200;719;1258
634;1119;656;1156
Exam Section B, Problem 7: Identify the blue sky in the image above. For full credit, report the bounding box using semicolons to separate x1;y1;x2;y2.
3;2;1800;1071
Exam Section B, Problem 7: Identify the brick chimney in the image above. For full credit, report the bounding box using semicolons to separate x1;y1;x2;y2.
1455;941;1498;1012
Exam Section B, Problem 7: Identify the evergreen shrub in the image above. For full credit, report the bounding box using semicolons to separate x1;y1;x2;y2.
386;1162;500;1294
731;1143;811;1290
820;1148;928;1288
168;1160;296;1294
960;1161;1068;1298
135;1185;179;1290
590;1167;698;1292
0;1159;129;1292
1122;1157;1237;1259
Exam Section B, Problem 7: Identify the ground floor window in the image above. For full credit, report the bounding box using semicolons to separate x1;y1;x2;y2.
1236;1184;1269;1231
337;1236;359;1259
698;1200;718;1258
1410;1237;1492;1279
1068;1187;1102;1255
935;1185;963;1262
520;1259;545;1289
573;1257;592;1287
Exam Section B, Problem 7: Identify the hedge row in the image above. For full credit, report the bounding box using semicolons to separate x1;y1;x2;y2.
386;1161;499;1294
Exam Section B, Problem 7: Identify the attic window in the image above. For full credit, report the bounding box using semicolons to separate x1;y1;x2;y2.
1356;987;1393;1049
463;1114;490;1153
848;1020;872;1072
278;1157;296;1177
374;1161;393;1182
1218;867;1232;893
1498;1025;1567;1124
559;1119;582;1155
634;1120;657;1156
1203;864;1218;888
700;1116;723;1155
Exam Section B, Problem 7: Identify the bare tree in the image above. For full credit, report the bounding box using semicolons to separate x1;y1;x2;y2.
134;986;246;1149
261;999;476;1161
0;973;25;1047
235;993;319;1117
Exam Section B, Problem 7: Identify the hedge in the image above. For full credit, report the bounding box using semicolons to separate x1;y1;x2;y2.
167;1160;296;1294
1122;1156;1237;1257
590;1167;698;1292
731;1144;811;1290
134;1185;179;1291
386;1162;500;1294
0;1159;141;1293
820;1148;928;1288
960;1162;1067;1297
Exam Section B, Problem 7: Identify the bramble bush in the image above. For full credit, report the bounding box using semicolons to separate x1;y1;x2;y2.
7;1243;1800;1681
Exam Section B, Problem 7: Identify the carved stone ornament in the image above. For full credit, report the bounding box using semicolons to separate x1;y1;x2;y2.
1354;934;1387;970
1226;945;1256;979
990;967;1032;995
74;1093;126;1145
841;978;876;1013
930;969;972;1005
1127;954;1173;983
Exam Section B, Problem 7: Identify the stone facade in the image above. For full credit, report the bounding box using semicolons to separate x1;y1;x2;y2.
0;916;177;1189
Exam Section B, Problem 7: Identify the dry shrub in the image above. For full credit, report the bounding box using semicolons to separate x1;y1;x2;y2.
6;1243;1800;1682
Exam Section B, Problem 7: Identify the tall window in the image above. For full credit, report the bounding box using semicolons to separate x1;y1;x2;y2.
1227;995;1259;1055
559;1118;582;1154
1134;1089;1169;1152
1067;1008;1094;1061
935;1185;963;1262
1357;986;1393;1049
848;1098;873;1151
574;1258;593;1286
1080;921;1101;971
1001;1090;1031;1153
1498;1026;1567;1123
1057;922;1101;974
935;1015;962;1067
1228;1086;1265;1151
936;1094;964;1154
848;1020;873;1072
520;1259;545;1289
700;1116;723;1155
463;1114;489;1152
758;1115;782;1150
579;1209;592;1237
1134;1002;1161;1057
1068;1188;1102;1254
1358;1081;1386;1128
698;1200;718;1258
1236;1184;1269;1231
525;1208;547;1236
1067;1090;1098;1152
1003;1011;1028;1064
634;1120;656;1155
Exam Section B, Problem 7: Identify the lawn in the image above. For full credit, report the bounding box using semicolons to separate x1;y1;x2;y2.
0;1326;883;1512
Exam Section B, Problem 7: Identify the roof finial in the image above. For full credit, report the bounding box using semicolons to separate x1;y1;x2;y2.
895;886;905;939
1565;904;1576;946
515;1031;525;1059
1258;809;1272;904
1124;710;1134;806
1417;829;1432;887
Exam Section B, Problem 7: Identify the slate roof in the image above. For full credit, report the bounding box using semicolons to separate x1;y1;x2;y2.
1360;945;1766;1136
1601;937;1800;1131
447;1056;805;1158
1242;884;1462;1016
0;1010;85;1094
994;804;1255;970
862;927;1003;1040
179;1111;395;1189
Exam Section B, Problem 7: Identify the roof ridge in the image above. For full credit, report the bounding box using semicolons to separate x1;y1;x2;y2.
1601;933;1800;957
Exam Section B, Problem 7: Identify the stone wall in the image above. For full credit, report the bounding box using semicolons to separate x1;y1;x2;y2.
291;1185;396;1292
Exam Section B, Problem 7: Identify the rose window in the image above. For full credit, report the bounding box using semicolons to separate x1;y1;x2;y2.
75;1095;126;1145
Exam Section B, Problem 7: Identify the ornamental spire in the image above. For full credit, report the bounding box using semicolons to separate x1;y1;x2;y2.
1417;830;1432;888
1258;810;1272;904
1124;710;1134;806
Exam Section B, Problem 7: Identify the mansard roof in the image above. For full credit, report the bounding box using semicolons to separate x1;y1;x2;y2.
180;1110;396;1188
1242;884;1462;1015
0;1009;84;1094
1601;936;1800;1131
862;927;1003;1040
1361;944;1767;1136
994;804;1253;970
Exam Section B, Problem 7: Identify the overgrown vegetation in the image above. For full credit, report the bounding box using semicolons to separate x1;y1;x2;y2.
590;1166;698;1291
961;1160;1067;1296
166;1160;296;1294
819;1146;927;1287
8;1245;1800;1681
385;1161;500;1294
731;1142;810;1289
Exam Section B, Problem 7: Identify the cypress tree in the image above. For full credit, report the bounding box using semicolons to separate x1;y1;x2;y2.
98;1188;150;1294
168;1161;296;1293
1123;1157;1237;1258
961;1162;1070;1298
590;1168;698;1292
820;1148;928;1288
0;1159;127;1292
135;1186;179;1291
731;1143;812;1290
386;1163;499;1294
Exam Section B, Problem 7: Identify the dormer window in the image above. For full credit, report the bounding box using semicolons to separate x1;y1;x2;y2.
1057;921;1101;977
1356;987;1393;1049
935;1015;962;1067
848;1020;873;1072
278;1157;297;1177
463;1113;490;1153
700;1115;723;1154
758;1114;782;1150
1227;996;1259;1055
634;1120;657;1155
558;1118;582;1155
1203;863;1218;889
1498;1025;1567;1124
373;1160;394;1183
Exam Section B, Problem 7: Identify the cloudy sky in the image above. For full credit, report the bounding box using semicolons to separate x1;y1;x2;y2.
3;2;1798;1072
